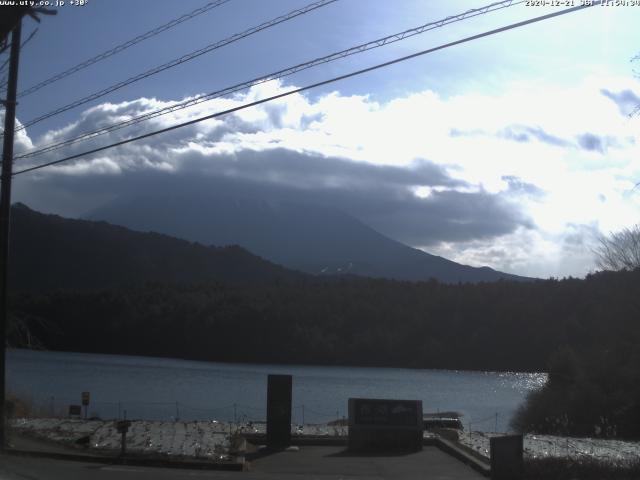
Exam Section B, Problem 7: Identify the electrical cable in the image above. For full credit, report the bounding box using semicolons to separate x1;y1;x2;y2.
13;0;338;133
11;2;597;177
14;0;524;161
0;28;38;90
15;0;233;99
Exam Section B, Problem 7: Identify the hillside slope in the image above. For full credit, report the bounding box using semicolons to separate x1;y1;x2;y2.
9;203;301;291
87;194;530;283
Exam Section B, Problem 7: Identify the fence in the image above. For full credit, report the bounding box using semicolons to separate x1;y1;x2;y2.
464;412;503;434
18;393;509;431
15;393;542;435
12;393;346;426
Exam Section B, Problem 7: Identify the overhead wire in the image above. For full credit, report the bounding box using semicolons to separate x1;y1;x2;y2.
19;27;39;51
1;34;32;76
14;0;524;161
0;28;38;90
11;2;598;177
15;0;233;99
12;0;338;134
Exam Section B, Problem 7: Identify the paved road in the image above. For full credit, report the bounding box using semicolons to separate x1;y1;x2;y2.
1;446;485;479
2;455;237;480
250;446;486;479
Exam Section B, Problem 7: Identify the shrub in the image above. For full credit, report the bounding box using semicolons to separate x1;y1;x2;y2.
6;392;33;418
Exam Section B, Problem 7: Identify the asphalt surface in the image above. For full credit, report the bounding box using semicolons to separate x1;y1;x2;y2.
250;446;486;479
0;446;486;479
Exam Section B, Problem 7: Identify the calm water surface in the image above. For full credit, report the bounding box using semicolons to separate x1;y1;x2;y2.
7;349;546;432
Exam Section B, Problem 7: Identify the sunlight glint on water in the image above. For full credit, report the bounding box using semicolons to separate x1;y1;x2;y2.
7;349;546;432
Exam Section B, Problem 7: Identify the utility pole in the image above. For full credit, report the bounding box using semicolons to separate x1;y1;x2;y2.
0;18;22;450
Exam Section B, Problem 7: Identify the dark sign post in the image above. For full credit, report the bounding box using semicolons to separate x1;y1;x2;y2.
81;392;90;419
266;374;292;450
348;398;423;452
68;405;82;417
116;420;131;456
490;434;524;480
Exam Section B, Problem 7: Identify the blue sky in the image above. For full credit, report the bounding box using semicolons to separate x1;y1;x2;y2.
3;0;640;278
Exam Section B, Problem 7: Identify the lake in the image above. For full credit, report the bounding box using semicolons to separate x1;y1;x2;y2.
7;349;546;432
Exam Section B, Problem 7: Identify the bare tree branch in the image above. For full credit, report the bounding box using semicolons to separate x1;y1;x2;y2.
594;224;640;271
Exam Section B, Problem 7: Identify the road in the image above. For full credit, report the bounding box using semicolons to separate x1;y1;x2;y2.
4;455;240;480
1;446;486;480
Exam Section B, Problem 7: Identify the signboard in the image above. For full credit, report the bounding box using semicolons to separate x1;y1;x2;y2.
353;399;420;427
81;392;90;406
348;398;423;452
116;420;131;434
116;420;132;455
69;405;82;416
490;435;524;480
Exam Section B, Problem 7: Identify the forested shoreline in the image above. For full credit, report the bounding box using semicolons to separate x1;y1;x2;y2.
8;269;639;373
8;268;640;437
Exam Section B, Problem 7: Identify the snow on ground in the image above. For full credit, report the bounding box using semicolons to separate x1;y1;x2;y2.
11;418;105;444
458;431;640;465
12;418;236;460
10;418;348;460
16;418;638;465
293;423;347;436
89;420;234;458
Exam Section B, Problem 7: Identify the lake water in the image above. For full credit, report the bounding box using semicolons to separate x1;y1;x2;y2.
7;349;546;432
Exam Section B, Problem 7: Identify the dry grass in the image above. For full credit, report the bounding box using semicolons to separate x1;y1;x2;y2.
6;392;34;418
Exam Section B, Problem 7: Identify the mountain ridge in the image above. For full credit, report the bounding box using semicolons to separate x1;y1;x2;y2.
9;202;302;291
86;193;531;283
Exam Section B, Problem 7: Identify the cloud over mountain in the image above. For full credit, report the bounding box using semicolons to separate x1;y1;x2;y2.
10;75;640;277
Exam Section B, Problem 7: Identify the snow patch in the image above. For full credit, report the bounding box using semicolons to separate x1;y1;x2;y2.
458;431;640;465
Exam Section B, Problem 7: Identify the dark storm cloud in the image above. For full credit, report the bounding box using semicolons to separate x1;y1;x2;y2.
11;90;537;247
13;147;533;247
184;148;463;191
600;88;640;116
350;186;534;246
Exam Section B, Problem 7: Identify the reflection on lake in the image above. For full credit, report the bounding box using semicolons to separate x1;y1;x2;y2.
7;349;546;432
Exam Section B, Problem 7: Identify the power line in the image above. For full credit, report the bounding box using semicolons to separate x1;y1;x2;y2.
14;0;524;161
19;27;38;50
12;2;597;177
12;0;338;133
0;28;38;73
15;0;233;99
0;28;38;89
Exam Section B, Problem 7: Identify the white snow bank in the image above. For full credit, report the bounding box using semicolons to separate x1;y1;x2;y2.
12;418;105;444
458;431;640;465
10;418;349;460
12;418;237;460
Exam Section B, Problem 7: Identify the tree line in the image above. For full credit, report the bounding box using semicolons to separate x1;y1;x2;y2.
9;269;639;372
9;264;640;437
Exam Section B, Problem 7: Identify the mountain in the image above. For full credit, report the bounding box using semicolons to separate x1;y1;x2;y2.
86;194;530;283
9;203;302;291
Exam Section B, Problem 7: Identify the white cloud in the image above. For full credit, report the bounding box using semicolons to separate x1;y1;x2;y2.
11;75;640;278
49;157;122;176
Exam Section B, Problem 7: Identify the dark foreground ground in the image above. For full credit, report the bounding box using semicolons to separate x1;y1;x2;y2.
0;445;485;480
